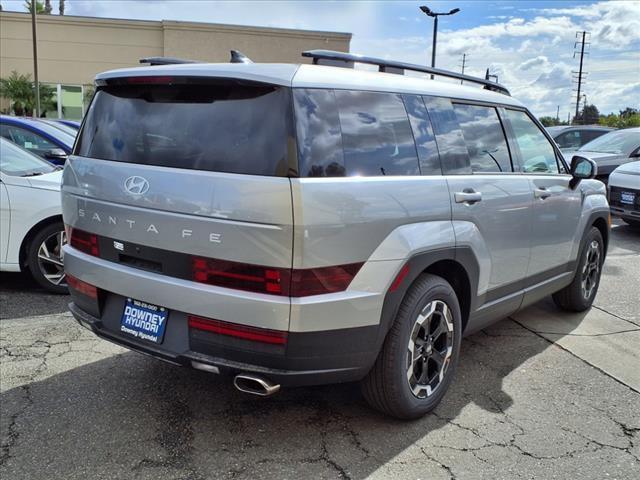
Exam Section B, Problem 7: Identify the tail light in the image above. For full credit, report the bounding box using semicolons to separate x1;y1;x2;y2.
192;257;290;295
67;226;99;257
188;315;288;345
192;256;362;297
66;273;98;299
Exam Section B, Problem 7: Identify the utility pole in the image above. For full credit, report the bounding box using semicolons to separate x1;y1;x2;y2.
556;105;560;124
572;31;590;124
31;1;40;117
459;53;468;84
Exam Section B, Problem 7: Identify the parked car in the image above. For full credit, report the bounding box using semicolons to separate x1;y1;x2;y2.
547;125;614;152
575;127;640;181
37;118;80;137
62;51;609;419
55;119;81;130
608;160;640;228
0;138;67;293
0;115;75;165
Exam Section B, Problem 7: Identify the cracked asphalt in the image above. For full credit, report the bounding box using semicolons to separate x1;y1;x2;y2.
1;220;639;480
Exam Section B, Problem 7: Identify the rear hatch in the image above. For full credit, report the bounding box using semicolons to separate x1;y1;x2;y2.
62;75;295;287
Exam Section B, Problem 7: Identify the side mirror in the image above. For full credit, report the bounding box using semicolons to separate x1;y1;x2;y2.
44;148;68;162
569;155;597;189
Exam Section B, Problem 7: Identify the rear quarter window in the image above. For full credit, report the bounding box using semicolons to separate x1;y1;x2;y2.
75;80;295;176
335;90;420;176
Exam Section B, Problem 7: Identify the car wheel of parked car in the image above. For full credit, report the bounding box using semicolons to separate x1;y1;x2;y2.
552;226;604;312
361;273;462;419
27;221;68;294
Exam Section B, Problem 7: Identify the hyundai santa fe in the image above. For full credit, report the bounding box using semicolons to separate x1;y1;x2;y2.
62;50;609;419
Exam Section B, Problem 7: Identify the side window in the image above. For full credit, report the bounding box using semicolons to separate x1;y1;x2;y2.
334;90;420;176
504;110;559;174
0;125;57;153
422;96;472;175
453;103;512;173
402;95;441;175
293;89;346;177
555;130;582;149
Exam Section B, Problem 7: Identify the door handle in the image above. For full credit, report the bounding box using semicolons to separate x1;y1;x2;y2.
534;187;552;199
454;190;482;204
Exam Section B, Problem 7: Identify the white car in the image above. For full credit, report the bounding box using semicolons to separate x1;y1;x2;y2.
0;138;67;292
608;160;640;228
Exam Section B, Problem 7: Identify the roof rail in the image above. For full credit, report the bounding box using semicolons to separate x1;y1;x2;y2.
140;56;198;66
302;50;510;96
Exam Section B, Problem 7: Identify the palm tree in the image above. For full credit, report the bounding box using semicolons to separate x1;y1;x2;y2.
59;0;65;15
44;0;52;14
24;0;46;14
0;71;56;116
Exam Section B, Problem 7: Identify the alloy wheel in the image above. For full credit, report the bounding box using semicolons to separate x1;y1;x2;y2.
406;299;454;399
37;230;67;287
581;239;601;300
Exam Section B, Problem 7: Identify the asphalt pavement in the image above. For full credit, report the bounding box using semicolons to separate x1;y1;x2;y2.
1;221;638;480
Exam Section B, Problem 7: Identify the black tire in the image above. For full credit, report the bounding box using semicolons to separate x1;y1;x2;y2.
26;221;68;294
361;273;462;419
552;226;603;312
622;218;640;229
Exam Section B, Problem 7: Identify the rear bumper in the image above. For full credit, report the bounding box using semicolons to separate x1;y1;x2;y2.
69;296;378;387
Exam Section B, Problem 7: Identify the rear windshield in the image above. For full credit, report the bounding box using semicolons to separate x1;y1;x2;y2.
75;80;294;176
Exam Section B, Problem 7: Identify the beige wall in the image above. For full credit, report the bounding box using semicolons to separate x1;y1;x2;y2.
0;11;351;86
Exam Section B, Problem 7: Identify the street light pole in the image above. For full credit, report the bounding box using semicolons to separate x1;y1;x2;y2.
431;15;438;76
420;5;460;79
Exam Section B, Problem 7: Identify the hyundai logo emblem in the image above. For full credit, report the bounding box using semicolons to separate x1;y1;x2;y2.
124;176;150;195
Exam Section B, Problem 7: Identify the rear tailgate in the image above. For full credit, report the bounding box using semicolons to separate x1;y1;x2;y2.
61;75;295;331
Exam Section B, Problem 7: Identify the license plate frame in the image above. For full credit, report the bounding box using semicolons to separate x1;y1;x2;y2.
620;191;636;205
120;298;168;344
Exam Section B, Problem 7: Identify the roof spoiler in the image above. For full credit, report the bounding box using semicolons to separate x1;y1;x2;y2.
139;50;254;66
302;49;510;96
139;56;197;66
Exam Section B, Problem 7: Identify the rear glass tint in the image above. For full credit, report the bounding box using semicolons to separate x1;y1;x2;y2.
422;96;471;175
75;81;294;176
453;103;512;173
335;90;420;176
293;89;346;177
402;95;441;175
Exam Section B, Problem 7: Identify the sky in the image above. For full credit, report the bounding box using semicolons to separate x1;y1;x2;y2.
3;0;639;119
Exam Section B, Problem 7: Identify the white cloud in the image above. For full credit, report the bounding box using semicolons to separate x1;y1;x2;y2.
519;56;548;71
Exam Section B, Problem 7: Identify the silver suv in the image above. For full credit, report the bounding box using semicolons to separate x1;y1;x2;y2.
62;51;609;419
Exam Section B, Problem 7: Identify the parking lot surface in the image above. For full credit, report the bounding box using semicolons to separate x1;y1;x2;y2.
1;221;639;480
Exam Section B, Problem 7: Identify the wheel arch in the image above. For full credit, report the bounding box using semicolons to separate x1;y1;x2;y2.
19;214;64;269
374;247;479;356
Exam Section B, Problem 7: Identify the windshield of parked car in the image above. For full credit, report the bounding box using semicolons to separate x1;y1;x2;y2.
0;138;57;176
579;129;640;155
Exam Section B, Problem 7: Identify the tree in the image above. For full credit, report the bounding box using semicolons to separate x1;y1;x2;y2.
539;116;558;127
572;104;600;125
24;0;46;13
0;71;56;116
59;0;65;15
599;109;640;129
44;0;52;14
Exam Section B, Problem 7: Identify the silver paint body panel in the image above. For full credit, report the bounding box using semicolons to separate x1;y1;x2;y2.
62;63;608;340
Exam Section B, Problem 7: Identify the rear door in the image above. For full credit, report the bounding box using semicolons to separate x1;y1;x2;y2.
425;96;533;304
503;108;582;279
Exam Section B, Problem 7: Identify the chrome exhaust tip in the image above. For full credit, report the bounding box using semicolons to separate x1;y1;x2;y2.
233;374;280;397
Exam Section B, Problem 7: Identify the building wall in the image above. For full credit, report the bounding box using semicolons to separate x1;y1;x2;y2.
0;11;350;115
